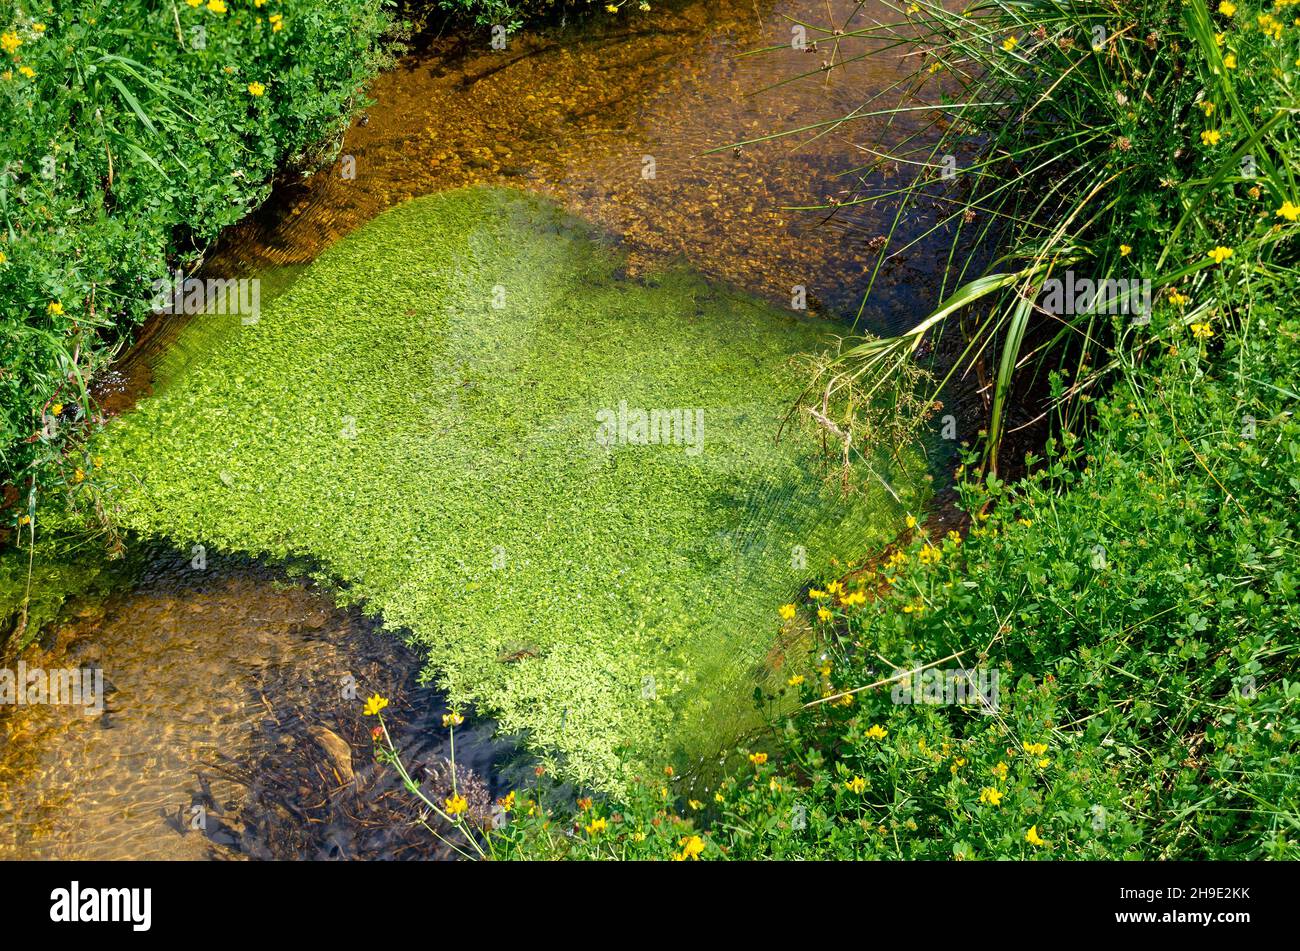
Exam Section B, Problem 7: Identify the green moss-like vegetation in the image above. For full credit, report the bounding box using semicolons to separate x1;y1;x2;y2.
88;187;921;788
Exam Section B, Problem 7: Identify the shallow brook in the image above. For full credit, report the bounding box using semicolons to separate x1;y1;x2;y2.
0;551;524;860
2;0;949;858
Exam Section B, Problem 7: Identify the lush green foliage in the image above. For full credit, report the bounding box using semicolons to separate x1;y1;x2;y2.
801;0;1299;469
0;0;391;497
495;298;1300;858
76;187;922;790
490;0;1300;859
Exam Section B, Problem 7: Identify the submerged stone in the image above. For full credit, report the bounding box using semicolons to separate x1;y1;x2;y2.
92;187;921;789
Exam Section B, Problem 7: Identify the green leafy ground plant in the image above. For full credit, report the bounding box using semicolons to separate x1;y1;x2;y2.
73;187;924;790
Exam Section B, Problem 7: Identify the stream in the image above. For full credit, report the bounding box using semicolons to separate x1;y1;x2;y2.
1;0;950;859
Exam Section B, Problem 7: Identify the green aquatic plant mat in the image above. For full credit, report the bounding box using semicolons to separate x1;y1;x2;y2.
89;187;922;788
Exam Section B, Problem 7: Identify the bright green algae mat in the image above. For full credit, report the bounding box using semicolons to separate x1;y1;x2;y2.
92;188;920;789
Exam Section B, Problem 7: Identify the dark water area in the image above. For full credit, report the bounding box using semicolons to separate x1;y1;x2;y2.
3;0;977;858
0;549;528;859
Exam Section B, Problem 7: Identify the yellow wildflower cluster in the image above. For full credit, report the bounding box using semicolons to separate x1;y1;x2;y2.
673;834;705;861
1257;12;1284;39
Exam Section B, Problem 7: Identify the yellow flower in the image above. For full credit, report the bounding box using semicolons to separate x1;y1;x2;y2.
585;816;608;835
714;791;725;803
866;724;888;740
778;603;796;621
1218;0;1236;15
979;786;1004;806
918;544;941;565
817;607;832;621
1200;101;1215;117
51;403;63;416
606;4;619;13
905;514;918;529
1276;200;1300;222
1119;244;1132;256
92;455;104;468
1207;245;1234;264
1191;321;1214;340
1002;35;1018;51
73;468;85;483
1257;13;1283;39
207;0;227;13
1022;741;1048;756
846;776;867;794
991;761;1008;779
1025;824;1046;846
749;752;768;766
444;793;468;817
687;799;702;811
1;31;20;54
442;711;464;727
1036;757;1051;768
47;302;63;315
247;81;265;97
362;694;388;716
1200;129;1221;146
787;674;805;686
1167;290;1191;307
1224;52;1237;68
0;251;6;265
676;834;705;861
809;588;828;600
186;0;202;6
498;790;516;812
17;65;33;78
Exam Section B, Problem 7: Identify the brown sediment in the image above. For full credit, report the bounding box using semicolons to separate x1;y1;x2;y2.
107;0;939;413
